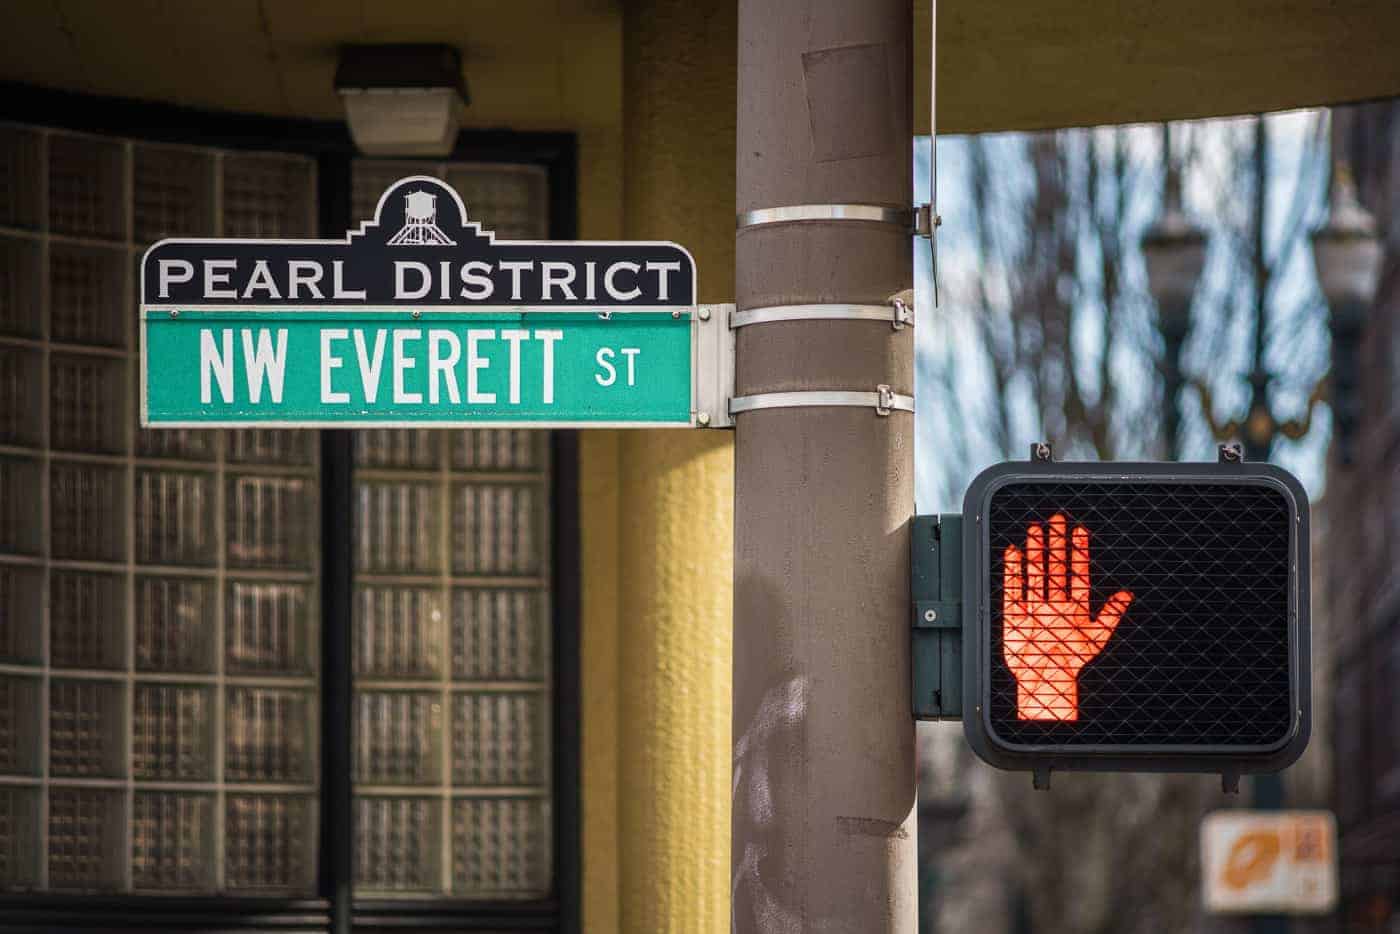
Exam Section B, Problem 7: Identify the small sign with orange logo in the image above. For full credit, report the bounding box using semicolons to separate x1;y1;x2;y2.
1202;811;1337;914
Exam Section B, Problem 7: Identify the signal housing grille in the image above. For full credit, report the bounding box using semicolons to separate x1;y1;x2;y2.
986;479;1295;750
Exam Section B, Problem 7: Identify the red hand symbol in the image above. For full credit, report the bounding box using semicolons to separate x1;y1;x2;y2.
1002;514;1132;721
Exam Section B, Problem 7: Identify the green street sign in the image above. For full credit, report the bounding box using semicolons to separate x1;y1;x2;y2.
142;309;694;426
141;177;725;428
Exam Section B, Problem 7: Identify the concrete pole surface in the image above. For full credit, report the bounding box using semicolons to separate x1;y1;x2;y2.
732;1;916;932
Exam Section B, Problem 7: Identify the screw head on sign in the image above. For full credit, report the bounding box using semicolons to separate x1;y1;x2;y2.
169;310;179;318
697;412;711;427
924;609;937;623
411;310;421;319
672;309;682;319
698;307;711;321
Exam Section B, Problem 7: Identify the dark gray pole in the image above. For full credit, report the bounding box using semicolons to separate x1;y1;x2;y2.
1162;328;1187;459
1159;124;1188;461
1245;113;1287;934
732;1;917;931
1244;115;1273;466
320;430;353;934
316;153;354;934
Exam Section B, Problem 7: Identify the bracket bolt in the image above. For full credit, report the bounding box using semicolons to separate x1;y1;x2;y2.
697;412;711;427
698;307;711;321
1033;442;1052;462
923;609;937;623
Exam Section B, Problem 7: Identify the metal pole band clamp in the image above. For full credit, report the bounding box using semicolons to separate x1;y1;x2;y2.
732;300;913;331
737;204;914;230
728;385;914;418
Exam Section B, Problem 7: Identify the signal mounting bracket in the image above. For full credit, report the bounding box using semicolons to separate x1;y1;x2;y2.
1218;442;1244;463
911;513;963;720
694;303;736;429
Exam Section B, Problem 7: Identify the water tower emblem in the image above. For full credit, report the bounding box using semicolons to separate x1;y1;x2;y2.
387;190;456;246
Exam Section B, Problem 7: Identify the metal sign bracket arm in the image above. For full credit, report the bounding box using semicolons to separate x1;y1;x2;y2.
911;513;964;721
694;303;736;429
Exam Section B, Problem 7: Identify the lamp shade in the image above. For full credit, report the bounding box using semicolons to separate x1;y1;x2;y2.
339;88;461;156
335;44;468;157
1314;235;1383;312
1312;169;1383;312
1143;209;1207;329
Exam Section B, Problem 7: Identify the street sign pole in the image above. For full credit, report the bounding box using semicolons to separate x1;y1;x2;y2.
315;151;354;934
732;1;916;931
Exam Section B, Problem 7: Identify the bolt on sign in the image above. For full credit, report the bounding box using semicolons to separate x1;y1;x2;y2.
960;459;1310;782
141;176;719;427
1201;811;1338;915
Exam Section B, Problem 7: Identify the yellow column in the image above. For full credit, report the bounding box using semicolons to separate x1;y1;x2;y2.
567;5;627;929
616;2;736;932
581;430;623;933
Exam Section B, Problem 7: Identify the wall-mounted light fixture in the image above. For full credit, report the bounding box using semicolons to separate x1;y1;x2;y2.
335;44;469;157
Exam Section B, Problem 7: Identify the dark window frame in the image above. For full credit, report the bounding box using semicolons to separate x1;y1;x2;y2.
0;81;581;934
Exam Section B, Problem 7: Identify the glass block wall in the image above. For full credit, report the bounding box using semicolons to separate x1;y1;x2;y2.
350;159;553;900
0;124;320;893
0;131;555;901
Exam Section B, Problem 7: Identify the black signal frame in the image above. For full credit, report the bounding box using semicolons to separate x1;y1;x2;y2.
960;459;1311;782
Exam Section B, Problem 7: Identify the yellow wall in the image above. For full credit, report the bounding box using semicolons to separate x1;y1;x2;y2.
581;429;623;932
572;6;625;929
581;3;736;932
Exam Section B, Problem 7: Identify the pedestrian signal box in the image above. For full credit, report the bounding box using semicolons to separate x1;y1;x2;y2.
927;458;1310;785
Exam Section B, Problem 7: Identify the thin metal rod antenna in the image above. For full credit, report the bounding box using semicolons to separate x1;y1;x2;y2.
1253;114;1268;374
930;0;936;219
929;0;939;306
